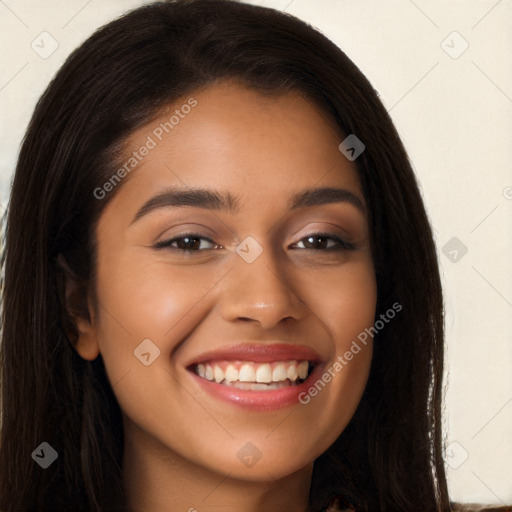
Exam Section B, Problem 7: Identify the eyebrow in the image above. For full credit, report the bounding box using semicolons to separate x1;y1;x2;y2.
130;186;365;225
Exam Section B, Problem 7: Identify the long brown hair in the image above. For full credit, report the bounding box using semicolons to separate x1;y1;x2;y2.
1;1;453;510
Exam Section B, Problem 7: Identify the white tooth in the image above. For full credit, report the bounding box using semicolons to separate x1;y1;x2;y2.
297;361;309;380
255;363;272;383
196;363;205;378
213;365;225;383
272;363;287;382
229;381;291;390
224;364;239;382
204;364;214;381
287;361;298;381
239;363;256;382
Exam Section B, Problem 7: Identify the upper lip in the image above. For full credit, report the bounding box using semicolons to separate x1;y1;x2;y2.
186;343;324;367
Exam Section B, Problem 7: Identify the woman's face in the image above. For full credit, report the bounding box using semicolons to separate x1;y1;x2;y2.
78;80;377;481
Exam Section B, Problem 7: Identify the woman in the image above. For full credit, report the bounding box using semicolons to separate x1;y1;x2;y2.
0;1;509;511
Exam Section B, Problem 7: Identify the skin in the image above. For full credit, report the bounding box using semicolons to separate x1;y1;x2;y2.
68;80;377;512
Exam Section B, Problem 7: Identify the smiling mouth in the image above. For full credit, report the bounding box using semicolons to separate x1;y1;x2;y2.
191;360;315;390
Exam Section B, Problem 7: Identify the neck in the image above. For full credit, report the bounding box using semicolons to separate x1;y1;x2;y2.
122;419;313;512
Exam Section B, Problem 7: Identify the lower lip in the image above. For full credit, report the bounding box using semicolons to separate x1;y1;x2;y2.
189;363;326;411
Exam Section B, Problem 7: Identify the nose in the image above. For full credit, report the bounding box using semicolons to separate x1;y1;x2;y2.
218;243;307;329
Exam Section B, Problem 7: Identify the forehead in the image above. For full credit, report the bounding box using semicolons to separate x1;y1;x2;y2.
101;80;363;223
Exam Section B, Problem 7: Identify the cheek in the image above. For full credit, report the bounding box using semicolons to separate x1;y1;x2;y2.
91;249;225;385
296;257;377;420
91;254;225;444
301;256;377;345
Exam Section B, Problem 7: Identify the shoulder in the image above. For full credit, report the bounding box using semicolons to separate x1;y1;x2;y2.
321;498;512;512
453;506;512;512
322;501;512;512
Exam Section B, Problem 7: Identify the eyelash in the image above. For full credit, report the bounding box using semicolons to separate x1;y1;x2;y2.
154;232;356;252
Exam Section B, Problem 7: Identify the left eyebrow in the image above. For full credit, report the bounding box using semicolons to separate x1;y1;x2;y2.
289;186;366;214
130;185;365;225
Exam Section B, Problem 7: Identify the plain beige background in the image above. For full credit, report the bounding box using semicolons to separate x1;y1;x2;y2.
1;0;511;505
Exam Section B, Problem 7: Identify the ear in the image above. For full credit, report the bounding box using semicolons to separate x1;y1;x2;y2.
56;253;100;361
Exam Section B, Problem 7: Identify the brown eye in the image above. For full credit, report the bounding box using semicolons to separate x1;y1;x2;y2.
175;236;202;250
293;233;355;251
154;233;218;251
301;235;330;249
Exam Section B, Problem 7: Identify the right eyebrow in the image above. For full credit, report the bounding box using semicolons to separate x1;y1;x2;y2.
130;187;241;225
